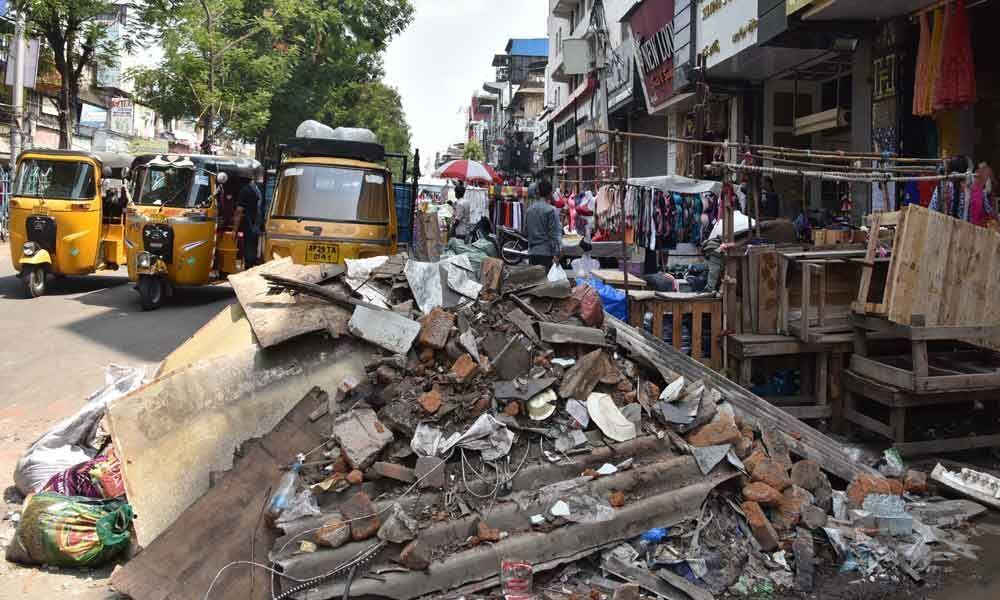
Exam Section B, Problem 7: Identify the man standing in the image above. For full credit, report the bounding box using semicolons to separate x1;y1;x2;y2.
232;167;264;269
450;182;472;241
525;179;562;269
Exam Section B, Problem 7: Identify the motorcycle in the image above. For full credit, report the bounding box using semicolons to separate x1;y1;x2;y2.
497;226;528;265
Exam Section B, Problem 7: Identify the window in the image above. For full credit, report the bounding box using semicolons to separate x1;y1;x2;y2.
272;165;389;223
15;159;95;200
134;165;211;208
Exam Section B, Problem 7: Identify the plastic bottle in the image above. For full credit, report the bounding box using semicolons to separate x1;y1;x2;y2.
265;462;302;524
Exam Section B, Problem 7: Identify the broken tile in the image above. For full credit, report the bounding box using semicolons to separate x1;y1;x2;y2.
348;306;420;355
493;337;531;381
418;306;455;350
332;408;394;470
378;504;419;544
558;349;611;399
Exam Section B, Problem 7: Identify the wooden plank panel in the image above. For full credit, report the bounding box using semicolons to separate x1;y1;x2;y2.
652;300;664;341
911;209;954;326
741;257;752;334
758;252;780;334
845;408;894;439
915;372;1000;393
939;215;974;326
850;355;915;390
895;434;1000;457
711;303;723;369
692;306;703;361
957;224;993;327
782;406;833;420
672;303;683;352
885;207;927;326
856;212;882;307
779;255;791;334
800;264;811;343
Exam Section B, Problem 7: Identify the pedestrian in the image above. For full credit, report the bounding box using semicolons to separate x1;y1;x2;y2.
525;179;562;270
232;167;264;269
451;181;472;241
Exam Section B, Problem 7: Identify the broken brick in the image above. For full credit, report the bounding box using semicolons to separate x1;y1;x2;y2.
419;388;443;414
504;401;521;417
415;455;446;489
332;455;349;474
743;481;784;506
340;492;381;541
346;470;364;485
480;257;504;291
743;450;767;474
609;490;626;508
477;520;503;542
801;504;828;530
686;419;742;448
613;584;641;600
533;354;550;367
419;347;435;364
398;540;431;570
315;517;350;548
451;353;479;383
790;460;825;492
888;478;904;496
775;485;814;530
751;458;792;491
741;500;780;551
373;462;416;484
904;469;928;494
332;408;395;470
762;427;793;471
846;474;894;507
472;396;491;416
418;307;455;350
735;435;754;459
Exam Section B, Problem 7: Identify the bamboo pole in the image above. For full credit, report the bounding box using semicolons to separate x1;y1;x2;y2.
715;161;968;184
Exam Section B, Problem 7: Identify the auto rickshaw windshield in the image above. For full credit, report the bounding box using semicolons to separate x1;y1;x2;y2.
14;159;96;200
134;165;212;208
271;164;389;223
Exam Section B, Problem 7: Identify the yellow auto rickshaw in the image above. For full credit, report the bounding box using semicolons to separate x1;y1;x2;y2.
124;153;261;310
265;126;398;264
8;149;132;297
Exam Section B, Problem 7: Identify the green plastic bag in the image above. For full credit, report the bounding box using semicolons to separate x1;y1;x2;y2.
6;492;134;567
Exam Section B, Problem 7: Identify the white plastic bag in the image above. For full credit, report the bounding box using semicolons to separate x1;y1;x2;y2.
547;263;568;283
13;364;145;495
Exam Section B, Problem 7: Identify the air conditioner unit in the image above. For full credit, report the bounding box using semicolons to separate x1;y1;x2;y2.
794;108;850;136
563;38;595;75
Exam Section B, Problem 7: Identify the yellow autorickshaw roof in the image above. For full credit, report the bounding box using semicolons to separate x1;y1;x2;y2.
281;156;389;172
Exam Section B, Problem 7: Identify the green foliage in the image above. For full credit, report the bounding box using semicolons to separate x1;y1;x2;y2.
463;140;485;162
19;0;126;147
134;0;414;157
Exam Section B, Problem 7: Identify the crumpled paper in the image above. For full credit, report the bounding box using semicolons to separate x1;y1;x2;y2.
411;413;514;461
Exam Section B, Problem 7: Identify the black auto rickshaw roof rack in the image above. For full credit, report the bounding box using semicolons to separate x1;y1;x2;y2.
281;137;386;164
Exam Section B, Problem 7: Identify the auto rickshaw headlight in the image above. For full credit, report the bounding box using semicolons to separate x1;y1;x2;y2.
22;242;37;257
137;252;153;269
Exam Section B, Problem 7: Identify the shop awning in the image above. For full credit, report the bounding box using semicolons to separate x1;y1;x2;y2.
802;0;931;21
627;175;722;195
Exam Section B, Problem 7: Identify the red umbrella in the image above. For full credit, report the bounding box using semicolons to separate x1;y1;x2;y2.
433;160;502;185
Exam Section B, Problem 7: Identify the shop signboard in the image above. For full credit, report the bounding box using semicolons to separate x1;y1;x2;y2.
629;0;676;115
129;138;170;155
698;0;759;70
110;97;133;135
786;0;814;15
606;38;634;113
79;103;108;129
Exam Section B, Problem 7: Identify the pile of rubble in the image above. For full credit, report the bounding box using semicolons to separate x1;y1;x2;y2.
0;253;969;599
184;253;985;600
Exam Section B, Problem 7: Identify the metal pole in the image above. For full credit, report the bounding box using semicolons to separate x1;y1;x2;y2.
10;9;26;169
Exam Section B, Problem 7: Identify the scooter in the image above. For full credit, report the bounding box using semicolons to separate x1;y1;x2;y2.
497;226;528;265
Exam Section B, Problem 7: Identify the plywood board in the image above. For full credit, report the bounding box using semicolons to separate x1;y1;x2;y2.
877;206;1000;328
108;335;370;546
228;257;351;348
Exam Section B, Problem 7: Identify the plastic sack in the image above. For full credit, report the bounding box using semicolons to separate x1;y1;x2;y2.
42;446;125;499
15;365;145;495
5;492;133;567
276;490;321;526
584;277;626;321
547;263;568;283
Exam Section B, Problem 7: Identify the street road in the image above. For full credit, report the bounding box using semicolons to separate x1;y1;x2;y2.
0;243;234;599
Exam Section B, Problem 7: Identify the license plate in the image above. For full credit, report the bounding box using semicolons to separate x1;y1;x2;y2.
305;242;339;264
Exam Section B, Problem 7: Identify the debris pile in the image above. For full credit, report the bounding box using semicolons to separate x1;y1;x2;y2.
7;253;979;599
193;253;988;600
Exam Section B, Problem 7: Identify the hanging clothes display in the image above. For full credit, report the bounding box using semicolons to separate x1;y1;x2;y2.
933;0;976;112
913;13;933;117
924;8;946;115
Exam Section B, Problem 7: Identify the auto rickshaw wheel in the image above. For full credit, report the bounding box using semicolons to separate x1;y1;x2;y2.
138;276;165;311
22;266;46;298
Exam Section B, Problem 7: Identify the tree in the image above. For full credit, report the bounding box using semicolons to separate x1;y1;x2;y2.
463;139;485;162
254;0;413;159
134;0;293;152
317;81;411;180
20;0;124;149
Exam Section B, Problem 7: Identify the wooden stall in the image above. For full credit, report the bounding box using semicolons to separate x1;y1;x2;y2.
628;291;723;370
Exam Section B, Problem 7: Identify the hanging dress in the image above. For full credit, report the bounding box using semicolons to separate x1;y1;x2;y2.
912;13;932;117
924;8;946;115
933;0;976;111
